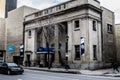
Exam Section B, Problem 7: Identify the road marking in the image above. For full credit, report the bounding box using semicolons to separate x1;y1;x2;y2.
30;73;79;80
66;79;79;80
17;79;22;80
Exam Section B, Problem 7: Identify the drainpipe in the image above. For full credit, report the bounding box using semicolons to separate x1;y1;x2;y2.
23;19;25;65
100;10;104;65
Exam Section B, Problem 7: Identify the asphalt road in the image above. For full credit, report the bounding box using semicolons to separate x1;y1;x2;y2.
0;69;120;80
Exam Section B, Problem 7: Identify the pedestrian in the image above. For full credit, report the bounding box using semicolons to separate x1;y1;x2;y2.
111;62;119;73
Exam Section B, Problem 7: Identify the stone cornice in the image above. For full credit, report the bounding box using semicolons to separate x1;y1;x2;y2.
24;4;102;26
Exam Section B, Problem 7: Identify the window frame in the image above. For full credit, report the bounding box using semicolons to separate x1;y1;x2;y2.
93;45;97;60
28;30;32;38
74;45;80;60
74;20;80;29
107;24;113;33
93;20;97;31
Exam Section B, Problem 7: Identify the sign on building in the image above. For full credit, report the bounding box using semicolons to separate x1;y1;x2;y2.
8;45;14;54
80;37;85;56
20;44;24;57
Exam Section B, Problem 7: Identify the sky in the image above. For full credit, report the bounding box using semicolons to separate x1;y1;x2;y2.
17;0;120;24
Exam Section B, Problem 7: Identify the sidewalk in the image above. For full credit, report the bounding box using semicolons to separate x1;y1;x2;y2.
80;68;120;77
24;67;120;77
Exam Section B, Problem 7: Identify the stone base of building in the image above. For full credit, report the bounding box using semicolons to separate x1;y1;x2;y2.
52;63;62;68
69;62;111;70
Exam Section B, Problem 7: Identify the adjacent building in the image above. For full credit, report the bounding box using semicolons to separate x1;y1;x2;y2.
5;6;38;64
115;24;120;63
0;0;17;18
0;0;17;62
24;0;115;69
0;18;6;62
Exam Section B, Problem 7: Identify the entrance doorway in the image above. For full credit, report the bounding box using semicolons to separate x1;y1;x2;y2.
0;52;3;62
0;50;6;62
26;55;30;61
13;56;23;65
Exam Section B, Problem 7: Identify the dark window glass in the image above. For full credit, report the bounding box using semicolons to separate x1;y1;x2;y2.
75;45;80;60
28;30;31;37
93;20;97;31
93;45;97;60
44;10;48;14
74;20;79;28
63;4;66;8
66;42;68;53
107;24;113;33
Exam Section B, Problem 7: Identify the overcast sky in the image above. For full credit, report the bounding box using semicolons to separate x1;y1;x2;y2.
17;0;120;24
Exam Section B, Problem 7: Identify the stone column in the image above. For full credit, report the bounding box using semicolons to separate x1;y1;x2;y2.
53;24;60;66
67;21;73;62
32;29;37;66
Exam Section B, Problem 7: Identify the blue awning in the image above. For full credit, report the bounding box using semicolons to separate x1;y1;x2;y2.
36;47;54;54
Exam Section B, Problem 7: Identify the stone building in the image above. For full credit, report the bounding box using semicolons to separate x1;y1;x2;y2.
0;0;17;18
5;6;38;64
115;24;120;63
0;0;17;62
0;18;6;62
24;0;115;69
101;7;116;64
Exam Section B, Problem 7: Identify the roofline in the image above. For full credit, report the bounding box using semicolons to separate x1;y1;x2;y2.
24;4;102;25
25;0;75;17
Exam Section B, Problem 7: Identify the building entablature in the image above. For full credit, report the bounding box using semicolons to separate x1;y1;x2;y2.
24;0;101;23
24;12;102;31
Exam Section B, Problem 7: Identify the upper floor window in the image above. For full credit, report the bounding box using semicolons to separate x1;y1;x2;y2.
107;24;113;33
63;4;66;9
49;8;53;13
44;10;48;14
28;30;31;37
93;20;97;31
74;45;80;60
74;20;79;29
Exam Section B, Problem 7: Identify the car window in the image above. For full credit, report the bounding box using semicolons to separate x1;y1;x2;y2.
2;63;7;67
0;62;2;66
7;63;18;67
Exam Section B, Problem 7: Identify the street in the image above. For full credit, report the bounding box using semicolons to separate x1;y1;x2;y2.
0;69;120;80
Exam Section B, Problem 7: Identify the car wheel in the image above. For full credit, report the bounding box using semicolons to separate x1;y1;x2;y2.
7;70;11;75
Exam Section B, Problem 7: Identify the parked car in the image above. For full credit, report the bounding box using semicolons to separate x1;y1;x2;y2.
0;62;24;75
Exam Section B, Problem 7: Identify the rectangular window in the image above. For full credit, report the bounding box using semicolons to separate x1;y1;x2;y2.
93;45;97;60
93;20;97;31
63;4;66;9
28;30;31;38
66;42;68;53
74;20;79;29
75;45;80;60
107;24;113;33
44;10;48;14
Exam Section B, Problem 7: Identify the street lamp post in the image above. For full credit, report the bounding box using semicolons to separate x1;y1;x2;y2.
65;35;69;70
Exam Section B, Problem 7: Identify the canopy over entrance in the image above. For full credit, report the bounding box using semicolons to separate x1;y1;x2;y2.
37;47;54;54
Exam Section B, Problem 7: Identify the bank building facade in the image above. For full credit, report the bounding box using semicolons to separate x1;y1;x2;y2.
24;0;116;69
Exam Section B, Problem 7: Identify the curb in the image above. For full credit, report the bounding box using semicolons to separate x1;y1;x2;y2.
24;67;81;74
